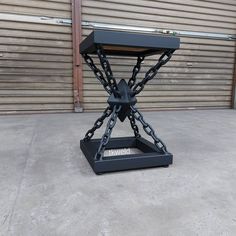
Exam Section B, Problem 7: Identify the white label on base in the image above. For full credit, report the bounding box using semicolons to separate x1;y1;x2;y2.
104;148;143;157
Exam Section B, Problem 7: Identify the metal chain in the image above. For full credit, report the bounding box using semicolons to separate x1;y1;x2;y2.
82;54;112;95
95;105;121;160
128;110;141;138
97;47;120;97
130;105;167;153
83;106;113;141
128;56;145;89
132;49;175;96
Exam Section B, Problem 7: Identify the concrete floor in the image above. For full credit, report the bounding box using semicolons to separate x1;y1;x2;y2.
0;109;236;236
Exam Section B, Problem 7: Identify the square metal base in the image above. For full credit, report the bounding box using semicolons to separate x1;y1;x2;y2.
80;137;173;174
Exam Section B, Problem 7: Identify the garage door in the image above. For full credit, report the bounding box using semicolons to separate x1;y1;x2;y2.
0;0;73;114
81;0;236;111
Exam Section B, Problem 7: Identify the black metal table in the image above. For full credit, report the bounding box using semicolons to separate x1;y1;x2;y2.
80;30;180;174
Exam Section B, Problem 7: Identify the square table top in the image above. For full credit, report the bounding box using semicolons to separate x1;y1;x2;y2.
80;30;180;57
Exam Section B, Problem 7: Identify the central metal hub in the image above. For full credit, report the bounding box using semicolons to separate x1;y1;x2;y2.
107;79;137;122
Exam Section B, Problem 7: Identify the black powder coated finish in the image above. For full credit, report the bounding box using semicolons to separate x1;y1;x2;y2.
80;30;180;174
108;79;137;122
80;137;173;174
80;30;180;56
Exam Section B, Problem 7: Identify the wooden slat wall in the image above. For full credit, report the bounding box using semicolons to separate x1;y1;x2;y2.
0;0;73;114
81;0;236;111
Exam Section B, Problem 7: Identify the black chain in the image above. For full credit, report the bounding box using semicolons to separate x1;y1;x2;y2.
128;56;145;89
82;54;112;94
132;49;175;96
84;106;113;141
97;47;120;98
128;110;141;138
95;105;121;160
130;105;167;153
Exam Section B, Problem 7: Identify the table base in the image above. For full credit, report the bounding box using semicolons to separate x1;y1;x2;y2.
80;137;173;174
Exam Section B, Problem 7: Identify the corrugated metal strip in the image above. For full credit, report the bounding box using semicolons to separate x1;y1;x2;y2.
0;1;73;114
81;0;236;111
0;0;235;113
3;13;234;40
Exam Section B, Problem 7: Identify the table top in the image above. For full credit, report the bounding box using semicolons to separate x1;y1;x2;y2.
80;30;180;57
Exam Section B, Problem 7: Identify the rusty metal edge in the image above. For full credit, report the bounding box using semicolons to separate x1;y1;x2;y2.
72;0;83;112
232;43;236;109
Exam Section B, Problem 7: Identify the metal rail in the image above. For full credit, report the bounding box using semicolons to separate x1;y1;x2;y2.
1;13;235;40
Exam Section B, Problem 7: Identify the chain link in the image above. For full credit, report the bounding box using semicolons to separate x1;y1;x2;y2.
95;105;121;160
130;105;167;153
84;106;113;141
128;56;145;89
82;54;112;94
128;110;141;138
132;49;175;96
97;47;120;97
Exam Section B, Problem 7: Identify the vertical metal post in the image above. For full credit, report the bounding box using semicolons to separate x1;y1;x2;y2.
232;46;236;109
72;0;83;112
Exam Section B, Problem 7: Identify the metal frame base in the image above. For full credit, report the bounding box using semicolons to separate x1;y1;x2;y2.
80;137;173;174
79;32;179;175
